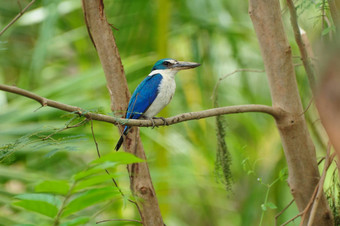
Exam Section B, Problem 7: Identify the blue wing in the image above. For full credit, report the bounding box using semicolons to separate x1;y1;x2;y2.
126;73;163;119
115;73;162;151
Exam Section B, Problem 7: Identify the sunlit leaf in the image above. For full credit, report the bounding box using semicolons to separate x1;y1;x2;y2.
13;224;35;226
73;167;104;181
61;187;119;217
13;193;61;218
266;202;277;209
321;26;335;36
279;168;288;181
60;216;90;226
73;162;119;181
35;180;70;195
73;174;113;192
91;152;144;165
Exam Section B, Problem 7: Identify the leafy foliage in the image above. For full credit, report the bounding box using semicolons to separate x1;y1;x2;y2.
326;169;340;226
10;152;142;225
13;193;61;218
215;114;233;191
214;92;233;191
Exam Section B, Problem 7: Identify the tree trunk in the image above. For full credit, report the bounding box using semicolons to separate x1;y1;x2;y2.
316;45;340;163
81;0;164;225
248;0;333;225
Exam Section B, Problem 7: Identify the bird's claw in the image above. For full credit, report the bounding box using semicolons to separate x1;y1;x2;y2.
152;117;169;126
150;118;157;129
158;117;169;126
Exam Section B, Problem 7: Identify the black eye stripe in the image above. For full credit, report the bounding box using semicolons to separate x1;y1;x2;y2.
163;61;171;66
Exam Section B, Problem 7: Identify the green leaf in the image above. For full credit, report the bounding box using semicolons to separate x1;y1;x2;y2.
266;202;277;209
35;180;70;195
13;200;58;218
60;216;90;226
322;26;335;36
73;162;119;181
13;224;35;226
73;153;143;182
13;193;61;218
247;170;254;175
61;187;119;217
91;152;144;165
279;168;288;181
73;167;104;181
261;202;277;212
73;174;113;192
14;193;62;206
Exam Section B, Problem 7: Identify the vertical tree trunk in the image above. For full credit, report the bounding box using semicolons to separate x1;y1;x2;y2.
81;1;164;225
316;47;340;164
248;0;333;225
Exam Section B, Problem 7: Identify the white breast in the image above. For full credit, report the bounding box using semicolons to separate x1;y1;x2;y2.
143;70;177;118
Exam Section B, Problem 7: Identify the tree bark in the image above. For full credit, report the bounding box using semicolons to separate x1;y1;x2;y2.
248;0;333;225
316;47;340;162
81;1;164;225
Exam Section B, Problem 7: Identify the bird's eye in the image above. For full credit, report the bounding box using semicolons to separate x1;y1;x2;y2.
163;61;171;66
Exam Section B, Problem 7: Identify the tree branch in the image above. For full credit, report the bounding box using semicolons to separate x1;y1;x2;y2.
0;83;279;127
275;199;294;226
286;0;316;90
0;0;36;36
249;0;333;225
307;145;335;226
80;1;163;224
212;68;265;100
328;0;340;30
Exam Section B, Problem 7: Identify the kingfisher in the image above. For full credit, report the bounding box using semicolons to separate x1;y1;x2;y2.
115;58;200;151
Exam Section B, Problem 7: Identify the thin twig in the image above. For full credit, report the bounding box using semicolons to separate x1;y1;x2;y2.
275;199;294;226
0;84;280;127
281;211;303;226
318;157;326;166
0;0;36;36
90;119;126;195
322;0;326;40
307;144;335;226
299;97;314;117
41;118;88;141
212;68;265;100
17;0;23;11
108;23;119;31
327;0;339;30
280;183;319;226
89;119;143;220
53;182;76;226
286;0;316;90
298;182;319;225
324;16;334;40
90;119;101;157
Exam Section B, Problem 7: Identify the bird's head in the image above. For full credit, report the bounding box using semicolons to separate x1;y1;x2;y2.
151;58;200;72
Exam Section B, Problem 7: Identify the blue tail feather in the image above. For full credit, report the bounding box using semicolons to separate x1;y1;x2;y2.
114;126;130;151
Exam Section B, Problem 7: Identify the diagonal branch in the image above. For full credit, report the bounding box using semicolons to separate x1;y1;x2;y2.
307;145;335;226
327;0;340;30
249;0;333;225
286;0;316;90
0;83;279;127
0;0;36;36
212;68;265;100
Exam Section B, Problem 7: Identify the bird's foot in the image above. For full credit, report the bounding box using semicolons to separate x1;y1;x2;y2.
149;117;157;129
152;117;169;126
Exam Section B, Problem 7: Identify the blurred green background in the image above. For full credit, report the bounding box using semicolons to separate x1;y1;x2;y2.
0;0;337;225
